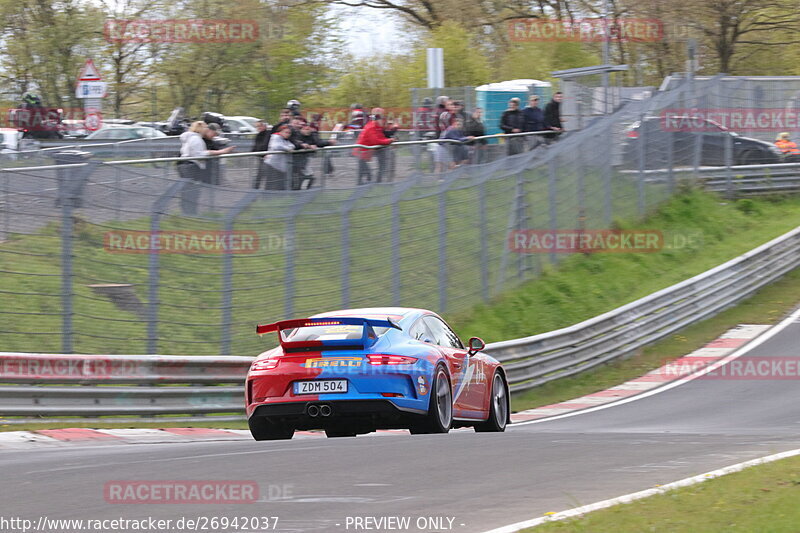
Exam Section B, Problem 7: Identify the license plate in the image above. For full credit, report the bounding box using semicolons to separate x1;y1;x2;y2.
294;380;348;395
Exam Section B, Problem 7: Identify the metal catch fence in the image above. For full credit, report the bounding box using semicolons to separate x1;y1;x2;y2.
2;75;800;362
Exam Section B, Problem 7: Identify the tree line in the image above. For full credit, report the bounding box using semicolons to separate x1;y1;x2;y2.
0;0;796;120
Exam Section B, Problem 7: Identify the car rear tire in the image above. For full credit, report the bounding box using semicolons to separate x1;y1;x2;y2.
248;417;294;441
411;366;452;434
475;372;509;432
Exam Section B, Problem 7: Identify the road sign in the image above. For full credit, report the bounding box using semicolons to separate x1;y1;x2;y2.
85;110;102;131
76;81;108;99
78;59;102;81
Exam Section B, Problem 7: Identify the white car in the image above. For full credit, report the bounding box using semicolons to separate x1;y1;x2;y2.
0;128;39;159
224;116;262;133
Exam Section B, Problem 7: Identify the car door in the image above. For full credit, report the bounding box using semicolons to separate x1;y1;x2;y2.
422;316;488;419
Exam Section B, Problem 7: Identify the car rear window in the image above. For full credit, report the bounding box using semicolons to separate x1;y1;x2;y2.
281;324;390;342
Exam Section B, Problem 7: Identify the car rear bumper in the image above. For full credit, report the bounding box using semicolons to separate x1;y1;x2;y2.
248;399;426;431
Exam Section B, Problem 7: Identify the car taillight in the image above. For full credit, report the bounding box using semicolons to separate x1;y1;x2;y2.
250;359;279;371
626;130;639;138
367;354;418;366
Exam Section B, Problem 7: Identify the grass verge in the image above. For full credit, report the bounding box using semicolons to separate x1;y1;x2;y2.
509;267;800;412
525;453;800;532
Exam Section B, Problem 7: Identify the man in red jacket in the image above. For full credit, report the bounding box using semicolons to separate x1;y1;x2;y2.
353;107;395;184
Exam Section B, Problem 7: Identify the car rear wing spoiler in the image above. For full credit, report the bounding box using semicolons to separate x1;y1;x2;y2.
256;316;402;350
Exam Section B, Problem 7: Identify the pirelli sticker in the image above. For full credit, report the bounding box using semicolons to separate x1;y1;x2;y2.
303;357;362;368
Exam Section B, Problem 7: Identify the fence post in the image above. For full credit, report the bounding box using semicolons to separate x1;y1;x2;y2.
284;190;321;318
340;187;370;308
60;175;75;354
52;152;96;353
390;176;418;306
515;170;531;280
147;179;186;354
724;132;734;198
548;158;558;266
438;177;448;312
603;126;613;227
636;112;646;217
2;169;7;241
479;177;489;302
666;130;675;194
114;143;122;220
220;191;260;355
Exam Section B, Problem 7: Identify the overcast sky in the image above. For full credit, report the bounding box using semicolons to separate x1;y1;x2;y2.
331;4;401;56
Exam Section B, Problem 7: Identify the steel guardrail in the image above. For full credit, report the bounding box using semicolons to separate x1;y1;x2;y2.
1;225;799;421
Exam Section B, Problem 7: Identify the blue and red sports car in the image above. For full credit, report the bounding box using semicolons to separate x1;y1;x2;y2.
246;307;509;440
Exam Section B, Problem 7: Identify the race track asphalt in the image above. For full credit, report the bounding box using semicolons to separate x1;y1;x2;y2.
2;315;799;532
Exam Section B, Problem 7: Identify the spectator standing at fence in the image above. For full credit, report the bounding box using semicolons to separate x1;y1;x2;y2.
433;96;450;137
451;100;467;124
348;104;366;130
263;125;296;190
353;107;395;184
415;97;435;135
465;107;487;164
177;121;234;214
295;122;337;188
203;123;229;185
500;98;525;155
270;108;292;134
441;118;475;168
251;120;270;189
544;92;565;142
522;95;546;150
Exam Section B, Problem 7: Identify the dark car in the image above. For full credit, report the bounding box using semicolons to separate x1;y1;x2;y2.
622;116;783;168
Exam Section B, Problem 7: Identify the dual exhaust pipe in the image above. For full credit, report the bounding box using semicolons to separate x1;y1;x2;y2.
307;404;332;417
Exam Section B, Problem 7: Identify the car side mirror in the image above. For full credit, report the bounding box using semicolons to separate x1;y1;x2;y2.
467;336;485;355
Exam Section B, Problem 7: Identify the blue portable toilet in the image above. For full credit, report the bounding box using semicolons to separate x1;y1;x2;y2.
476;79;553;140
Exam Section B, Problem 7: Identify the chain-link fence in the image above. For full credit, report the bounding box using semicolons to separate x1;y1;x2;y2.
2;75;799;357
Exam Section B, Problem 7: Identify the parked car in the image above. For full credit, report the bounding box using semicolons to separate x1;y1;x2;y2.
85;125;167;141
0;128;40;159
62;120;88;138
83;125;172;161
621;116;783;168
225;116;261;133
